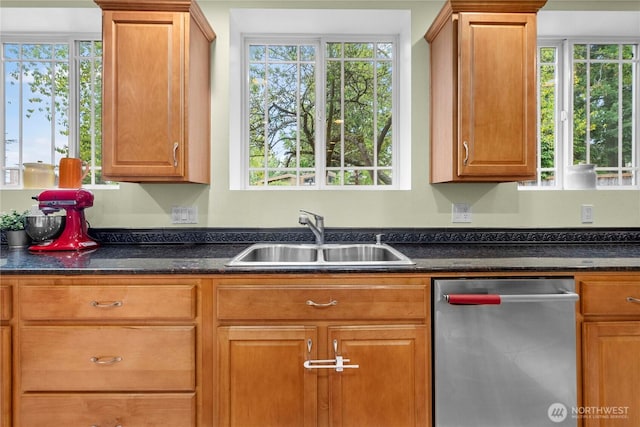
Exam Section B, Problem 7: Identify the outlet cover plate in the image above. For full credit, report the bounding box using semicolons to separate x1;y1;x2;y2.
452;203;472;223
581;204;594;224
172;206;198;224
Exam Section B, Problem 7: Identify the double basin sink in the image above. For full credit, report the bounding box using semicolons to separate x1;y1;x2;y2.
226;243;414;269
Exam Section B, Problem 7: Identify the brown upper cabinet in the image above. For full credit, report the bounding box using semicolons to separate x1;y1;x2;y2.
425;0;546;183
95;0;215;183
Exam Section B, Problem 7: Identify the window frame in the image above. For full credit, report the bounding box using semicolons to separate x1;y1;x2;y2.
0;7;107;190
229;9;412;191
243;34;399;189
522;11;640;190
0;36;104;189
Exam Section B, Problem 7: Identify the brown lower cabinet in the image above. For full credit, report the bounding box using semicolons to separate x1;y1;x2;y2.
12;276;208;427
579;274;640;427
0;326;9;427
215;275;430;427
218;325;426;427
7;272;640;426
1;284;12;427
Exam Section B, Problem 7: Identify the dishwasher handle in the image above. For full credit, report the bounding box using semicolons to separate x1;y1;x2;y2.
445;291;579;305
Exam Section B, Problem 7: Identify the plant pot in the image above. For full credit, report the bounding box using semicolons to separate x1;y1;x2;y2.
5;230;31;248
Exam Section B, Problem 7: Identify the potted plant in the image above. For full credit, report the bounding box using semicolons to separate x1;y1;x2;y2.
1;209;30;248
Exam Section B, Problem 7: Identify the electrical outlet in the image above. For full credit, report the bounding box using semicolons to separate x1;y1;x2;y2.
581;204;594;224
452;203;472;223
172;206;198;224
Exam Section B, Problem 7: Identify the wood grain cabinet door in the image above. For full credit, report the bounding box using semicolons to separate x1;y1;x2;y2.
583;321;640;427
0;285;10;427
1;326;10;427
457;12;537;179
218;326;318;427
328;325;428;427
102;10;185;180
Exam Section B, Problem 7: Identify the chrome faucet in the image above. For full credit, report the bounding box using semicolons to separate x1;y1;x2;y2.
298;210;324;245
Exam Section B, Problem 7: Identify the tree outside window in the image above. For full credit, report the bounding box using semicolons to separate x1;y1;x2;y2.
522;41;639;189
246;38;396;188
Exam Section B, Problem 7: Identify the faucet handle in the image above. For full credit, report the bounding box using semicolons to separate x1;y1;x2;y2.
375;233;384;245
299;209;323;221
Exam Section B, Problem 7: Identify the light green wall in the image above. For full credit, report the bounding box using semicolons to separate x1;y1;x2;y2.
1;0;639;229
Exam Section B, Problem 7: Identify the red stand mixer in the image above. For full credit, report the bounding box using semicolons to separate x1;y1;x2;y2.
29;189;99;251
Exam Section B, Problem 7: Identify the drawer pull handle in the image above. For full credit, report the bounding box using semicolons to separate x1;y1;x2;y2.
91;425;122;427
91;300;123;308
306;299;338;308
463;141;469;166
90;356;123;365
173;142;179;167
626;296;640;304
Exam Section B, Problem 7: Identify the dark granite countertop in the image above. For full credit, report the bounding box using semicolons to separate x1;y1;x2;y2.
2;241;640;275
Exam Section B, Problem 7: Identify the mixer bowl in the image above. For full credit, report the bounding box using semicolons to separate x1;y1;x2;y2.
25;216;65;242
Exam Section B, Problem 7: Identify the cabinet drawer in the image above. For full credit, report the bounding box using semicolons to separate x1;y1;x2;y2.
20;393;195;426
20;285;196;320
582;280;640;316
21;326;195;391
0;285;10;320
217;285;426;320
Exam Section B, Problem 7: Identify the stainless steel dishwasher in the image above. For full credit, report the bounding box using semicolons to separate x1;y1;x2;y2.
434;278;579;427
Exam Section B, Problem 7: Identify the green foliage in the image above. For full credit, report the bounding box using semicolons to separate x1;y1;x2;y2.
536;43;636;186
572;43;634;168
0;210;29;231
248;41;394;186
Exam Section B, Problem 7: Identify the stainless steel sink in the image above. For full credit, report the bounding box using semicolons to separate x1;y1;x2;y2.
226;243;414;269
323;244;408;263
231;244;318;263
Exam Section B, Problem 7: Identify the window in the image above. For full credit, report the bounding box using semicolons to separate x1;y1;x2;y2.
230;9;411;190
247;38;395;187
1;37;106;188
521;12;640;189
571;42;637;186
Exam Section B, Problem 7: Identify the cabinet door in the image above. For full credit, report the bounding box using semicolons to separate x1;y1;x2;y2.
1;326;10;427
457;12;536;179
218;326;318;427
583;321;640;427
0;285;10;320
329;325;427;427
102;10;185;179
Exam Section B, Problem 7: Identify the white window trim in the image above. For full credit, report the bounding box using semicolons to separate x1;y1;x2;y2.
537;11;640;38
229;9;412;190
